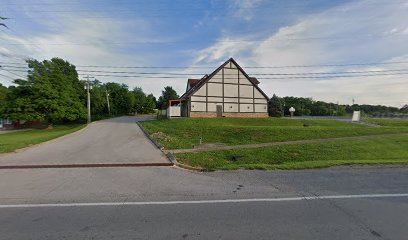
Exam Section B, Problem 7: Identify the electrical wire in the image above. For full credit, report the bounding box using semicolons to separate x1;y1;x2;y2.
1;60;408;69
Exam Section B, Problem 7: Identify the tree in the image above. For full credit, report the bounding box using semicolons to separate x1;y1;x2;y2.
131;88;157;114
400;105;408;113
145;94;157;113
268;94;284;117
88;80;109;117
157;86;178;109
3;58;87;125
132;87;146;114
105;82;133;115
0;84;9;115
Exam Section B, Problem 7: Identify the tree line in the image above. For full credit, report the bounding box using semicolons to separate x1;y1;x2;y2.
268;94;408;117
0;58;179;125
2;57;406;124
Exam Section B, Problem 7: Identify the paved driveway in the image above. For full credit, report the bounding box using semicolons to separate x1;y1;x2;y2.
0;116;169;166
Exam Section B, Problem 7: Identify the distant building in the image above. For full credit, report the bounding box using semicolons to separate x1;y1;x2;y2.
174;58;269;118
0;118;42;130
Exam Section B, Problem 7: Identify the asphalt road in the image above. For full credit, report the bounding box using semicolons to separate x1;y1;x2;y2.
0;116;169;166
0;166;407;239
2;197;407;240
0;116;407;239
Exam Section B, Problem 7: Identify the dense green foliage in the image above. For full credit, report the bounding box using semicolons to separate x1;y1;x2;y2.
157;86;179;109
176;135;408;170
0;84;8;113
268;95;406;117
268;94;284;117
0;58;159;123
2;58;87;124
141;118;408;149
0;124;85;153
132;87;157;114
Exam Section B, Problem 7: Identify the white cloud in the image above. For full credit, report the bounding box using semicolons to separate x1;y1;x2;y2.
2;0;407;106
192;0;408;107
193;38;256;64
229;0;264;21
0;10;167;95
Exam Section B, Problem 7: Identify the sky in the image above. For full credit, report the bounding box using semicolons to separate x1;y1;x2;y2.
0;0;407;107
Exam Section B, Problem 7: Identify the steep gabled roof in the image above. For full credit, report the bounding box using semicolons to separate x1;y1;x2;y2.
179;58;269;100
186;79;200;91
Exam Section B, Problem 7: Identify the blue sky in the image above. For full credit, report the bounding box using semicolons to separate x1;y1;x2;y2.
1;0;407;107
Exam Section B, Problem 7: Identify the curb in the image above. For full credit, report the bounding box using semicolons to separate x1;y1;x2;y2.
136;121;164;150
0;162;173;170
135;121;203;171
166;152;204;171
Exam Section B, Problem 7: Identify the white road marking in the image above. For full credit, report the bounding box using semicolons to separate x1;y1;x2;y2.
0;193;407;209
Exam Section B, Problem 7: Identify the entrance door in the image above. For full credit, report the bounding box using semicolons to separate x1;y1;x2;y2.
216;105;222;118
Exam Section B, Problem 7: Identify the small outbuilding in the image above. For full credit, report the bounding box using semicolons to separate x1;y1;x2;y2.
177;58;269;118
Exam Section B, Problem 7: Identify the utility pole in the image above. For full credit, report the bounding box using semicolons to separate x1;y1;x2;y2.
84;75;94;124
105;89;111;115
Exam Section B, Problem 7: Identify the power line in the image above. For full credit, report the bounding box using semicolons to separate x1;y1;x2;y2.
0;73;15;83
1;60;408;69
0;33;401;46
73;72;408;79
4;66;408;77
72;68;408;76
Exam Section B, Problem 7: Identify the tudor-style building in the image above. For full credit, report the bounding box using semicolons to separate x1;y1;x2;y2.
178;58;269;118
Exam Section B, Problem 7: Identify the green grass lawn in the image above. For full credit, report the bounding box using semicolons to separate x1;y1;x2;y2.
363;118;408;127
0;124;85;153
175;135;408;171
141;118;408;150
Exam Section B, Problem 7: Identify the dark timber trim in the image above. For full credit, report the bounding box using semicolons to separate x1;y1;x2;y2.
206;82;208;112
253;86;255;113
222;68;224;113
192;95;266;100
207;81;252;86
179;58;269;101
238;69;240;112
191;100;267;105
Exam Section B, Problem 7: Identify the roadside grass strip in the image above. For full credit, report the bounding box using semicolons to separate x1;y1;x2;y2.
0;124;85;153
175;135;408;171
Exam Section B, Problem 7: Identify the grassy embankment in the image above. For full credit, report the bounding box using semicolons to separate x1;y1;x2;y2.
141;118;408;170
141;118;408;149
0;124;85;153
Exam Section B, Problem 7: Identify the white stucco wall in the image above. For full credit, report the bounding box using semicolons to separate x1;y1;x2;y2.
224;97;239;103
193;83;206;96
207;83;223;96
209;72;222;83
191;102;206;112
254;99;267;104
254;88;264;98
224;103;238;112
224;84;238;97
239;85;253;98
255;104;268;112
208;103;222;111
224;68;238;84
